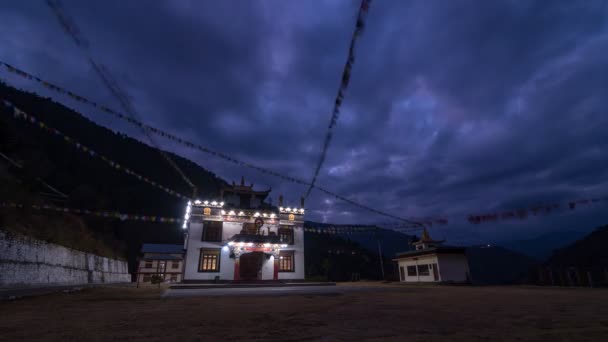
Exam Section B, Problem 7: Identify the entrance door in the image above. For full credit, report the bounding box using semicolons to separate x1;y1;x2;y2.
432;263;439;281
240;252;264;280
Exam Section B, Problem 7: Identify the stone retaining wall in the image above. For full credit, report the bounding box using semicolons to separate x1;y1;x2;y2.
0;230;130;287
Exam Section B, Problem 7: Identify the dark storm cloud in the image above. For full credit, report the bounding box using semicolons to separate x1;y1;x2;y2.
1;0;607;243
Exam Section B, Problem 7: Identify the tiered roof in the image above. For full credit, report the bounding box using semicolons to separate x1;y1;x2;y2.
220;176;271;199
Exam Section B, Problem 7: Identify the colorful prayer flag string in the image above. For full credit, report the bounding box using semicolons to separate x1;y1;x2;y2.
0;201;182;223
304;0;373;200
0;60;422;226
0;100;190;201
46;0;197;198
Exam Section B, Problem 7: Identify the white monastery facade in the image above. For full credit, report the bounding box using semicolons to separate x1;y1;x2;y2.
182;177;305;282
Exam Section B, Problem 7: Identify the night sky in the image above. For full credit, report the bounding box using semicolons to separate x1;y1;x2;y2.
2;1;608;245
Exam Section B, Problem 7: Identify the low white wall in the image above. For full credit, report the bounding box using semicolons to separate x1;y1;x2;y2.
0;230;131;287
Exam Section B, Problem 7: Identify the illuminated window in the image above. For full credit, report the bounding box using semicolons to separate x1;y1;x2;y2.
278;226;294;244
199;249;220;272
407;266;417;276
279;251;294;272
288;213;295;221
202;221;223;241
417;264;430;276
203;207;211;215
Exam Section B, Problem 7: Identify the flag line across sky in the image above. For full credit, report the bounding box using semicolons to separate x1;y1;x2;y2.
0;60;422;226
2;70;607;229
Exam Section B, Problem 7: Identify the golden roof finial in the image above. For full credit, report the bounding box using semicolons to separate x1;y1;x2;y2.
421;228;432;242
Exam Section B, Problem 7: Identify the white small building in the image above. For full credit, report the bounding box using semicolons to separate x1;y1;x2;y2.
182;177;305;282
394;229;470;283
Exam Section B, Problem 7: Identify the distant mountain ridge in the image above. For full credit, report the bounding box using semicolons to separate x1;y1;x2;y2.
546;225;608;268
498;230;593;261
304;221;415;258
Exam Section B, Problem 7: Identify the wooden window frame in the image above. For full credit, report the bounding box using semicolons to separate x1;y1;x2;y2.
198;248;221;273
417;264;430;276
278;226;294;245
171;261;180;269
278;251;295;272
144;261;153;268
202;220;223;242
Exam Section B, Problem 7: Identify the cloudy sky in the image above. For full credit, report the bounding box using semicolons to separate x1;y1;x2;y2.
2;0;608;244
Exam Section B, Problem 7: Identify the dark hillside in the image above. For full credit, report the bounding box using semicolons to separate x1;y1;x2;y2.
546;225;608;268
304;231;384;281
0;82;226;272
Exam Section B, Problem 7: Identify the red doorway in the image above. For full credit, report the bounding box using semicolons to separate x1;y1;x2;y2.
239;252;264;280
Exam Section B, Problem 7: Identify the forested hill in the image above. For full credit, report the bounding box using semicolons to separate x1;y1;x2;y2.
546;225;608;268
0;82;227;270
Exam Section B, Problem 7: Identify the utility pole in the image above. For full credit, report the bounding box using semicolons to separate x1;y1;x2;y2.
375;227;385;280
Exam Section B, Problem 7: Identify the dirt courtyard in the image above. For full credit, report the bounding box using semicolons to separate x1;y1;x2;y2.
1;283;608;341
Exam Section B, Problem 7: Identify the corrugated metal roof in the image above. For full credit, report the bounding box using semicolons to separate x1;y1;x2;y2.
141;243;184;254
